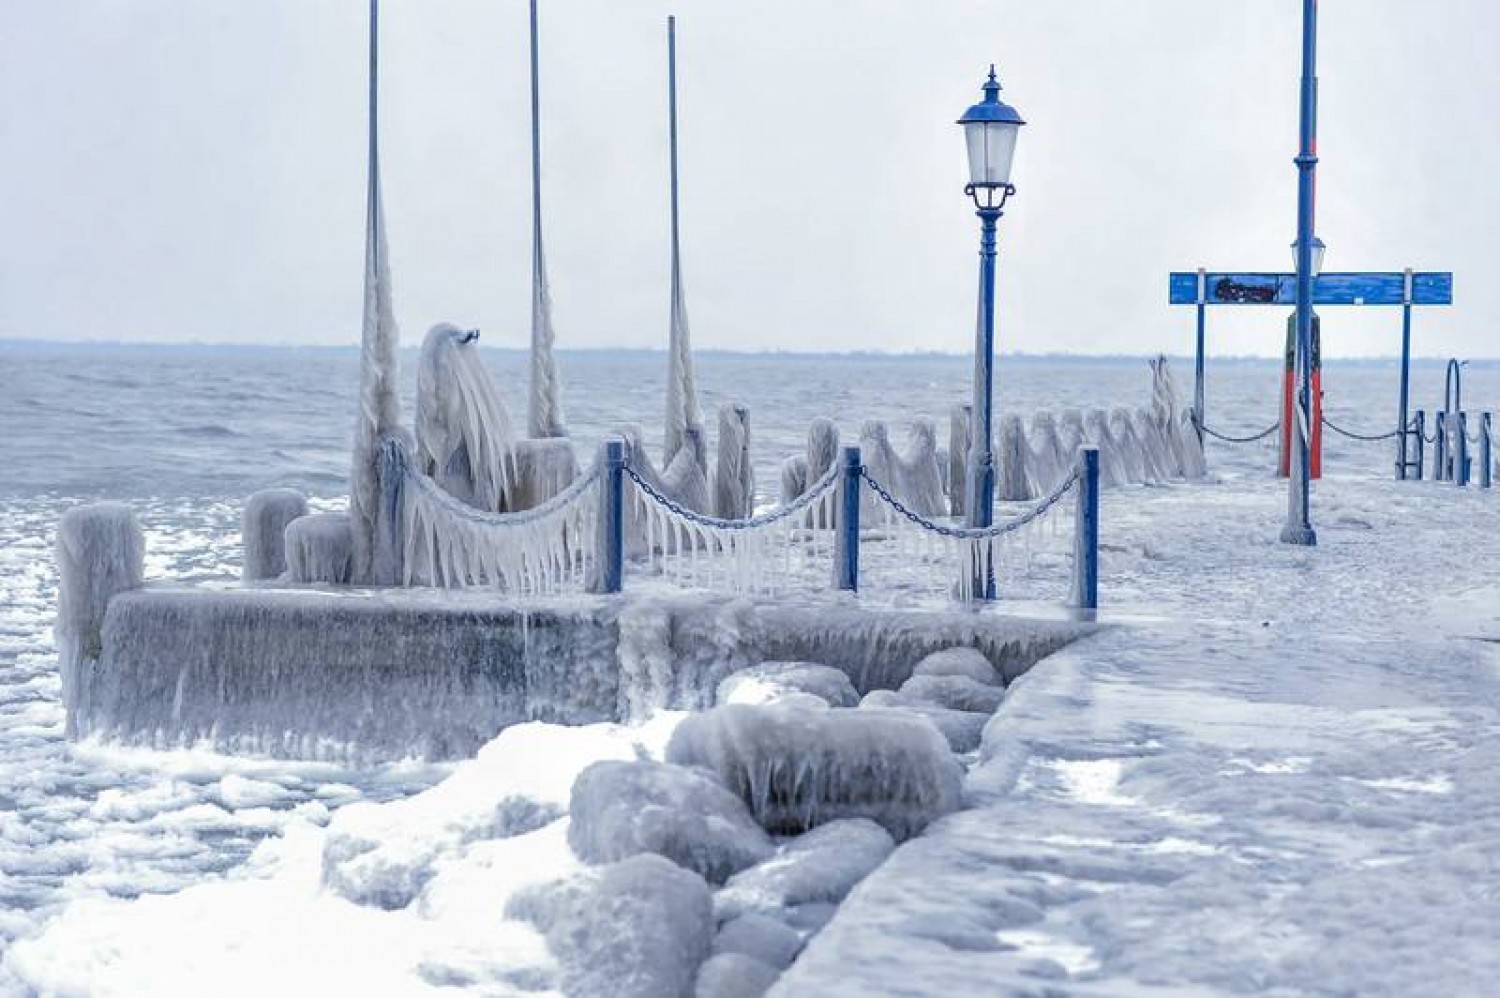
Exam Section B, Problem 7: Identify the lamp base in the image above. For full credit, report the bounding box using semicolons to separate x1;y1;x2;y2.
1279;524;1318;547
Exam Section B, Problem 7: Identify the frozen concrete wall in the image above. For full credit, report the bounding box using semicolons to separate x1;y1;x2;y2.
69;589;1091;764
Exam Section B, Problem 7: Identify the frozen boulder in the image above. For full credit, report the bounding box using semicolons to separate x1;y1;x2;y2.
241;488;308;581
667;705;961;840
858;693;987;754
713;913;804;970
569;760;775;884
899;674;1006;714
716;819;895;923
508;853;713;998
909;646;1001;686
716;662;860;709
694;953;780;998
285;512;353;584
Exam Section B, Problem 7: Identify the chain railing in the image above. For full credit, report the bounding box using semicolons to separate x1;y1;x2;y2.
1190;411;1281;445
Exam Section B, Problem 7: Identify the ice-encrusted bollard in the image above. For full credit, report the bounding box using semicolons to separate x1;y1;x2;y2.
666;704;962;840
996;413;1032;501
56;503;144;723
896;419;946;516
510;436;578;511
713;404;754;520
285;512;353;584
949;404;972;518
1027;411;1065;494
241;489;308;581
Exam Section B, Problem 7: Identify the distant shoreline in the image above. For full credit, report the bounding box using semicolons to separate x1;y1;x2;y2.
0;339;1492;366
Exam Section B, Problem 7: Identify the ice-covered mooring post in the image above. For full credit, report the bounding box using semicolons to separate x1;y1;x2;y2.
55;503;144;731
242;489;309;582
1069;446;1100;613
591;438;626;595
835;446;862;592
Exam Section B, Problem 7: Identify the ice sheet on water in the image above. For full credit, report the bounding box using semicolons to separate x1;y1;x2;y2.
667;703;962;840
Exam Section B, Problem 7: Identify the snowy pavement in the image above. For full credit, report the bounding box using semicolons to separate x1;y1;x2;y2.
777;475;1500;996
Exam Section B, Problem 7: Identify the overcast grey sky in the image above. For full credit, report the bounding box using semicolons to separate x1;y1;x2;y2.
1;1;1495;357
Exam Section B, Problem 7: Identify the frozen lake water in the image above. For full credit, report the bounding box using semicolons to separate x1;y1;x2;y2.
0;344;1496;988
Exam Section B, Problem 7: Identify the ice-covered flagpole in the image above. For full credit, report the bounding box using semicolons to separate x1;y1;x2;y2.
349;0;401;584
528;0;567;440
663;14;704;467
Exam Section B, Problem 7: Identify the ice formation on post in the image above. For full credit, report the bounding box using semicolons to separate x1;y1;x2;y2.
285;512;354;584
996;413;1033;501
55;503;144;724
527;0;566;440
1150;355;1188;477
665;704;963;840
662;425;711;514
949;405;972;518
1027;411;1065;495
859;421;898;523
807;418;839;486
241;489;308;581
779;456;807;506
663;260;703;469
414;324;518;512
1084;408;1129;487
896;419;947;517
349;0;402;585
1109;407;1149;483
713;404;754;520
1135;406;1174;482
1179;408;1208;480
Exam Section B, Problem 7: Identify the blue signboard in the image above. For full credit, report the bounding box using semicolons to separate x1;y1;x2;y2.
1169;272;1453;307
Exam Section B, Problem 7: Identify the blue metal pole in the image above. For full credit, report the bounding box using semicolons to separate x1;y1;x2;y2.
1435;411;1448;482
1073;447;1099;612
965;206;1001;599
1414;409;1426;480
1397;270;1413;480
835;446;861;592
595;440;625;594
1481;413;1492;489
1282;0;1318;546
1457;412;1470;487
1194;268;1207;449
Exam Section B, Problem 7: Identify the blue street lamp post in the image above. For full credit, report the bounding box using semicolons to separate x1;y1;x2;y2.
1283;0;1319;547
957;68;1025;597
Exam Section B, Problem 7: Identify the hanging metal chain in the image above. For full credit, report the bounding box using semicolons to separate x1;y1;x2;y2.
861;468;1078;541
405;461;599;527
623;461;838;532
1320;415;1401;442
1192;412;1281;444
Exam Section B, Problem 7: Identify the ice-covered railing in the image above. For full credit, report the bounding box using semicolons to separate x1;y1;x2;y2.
394;437;599;594
860;456;1087;605
622;457;840;596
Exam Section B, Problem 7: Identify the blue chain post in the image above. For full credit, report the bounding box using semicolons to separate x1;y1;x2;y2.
1414;410;1426;480
1481;413;1492;489
1071;446;1099;612
1434;411;1448;482
1457;412;1470;487
591;439;625;594
835;447;861;592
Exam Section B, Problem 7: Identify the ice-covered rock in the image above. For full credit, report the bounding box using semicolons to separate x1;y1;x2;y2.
713;913;804;970
716;662;860;709
858;692;988;754
899;674;1006;714
508;853;713;998
715;819;896;922
667;705;961;839
284;512;352;584
241;489;308;581
694;953;781;998
568;760;774;884
910;647;1001;686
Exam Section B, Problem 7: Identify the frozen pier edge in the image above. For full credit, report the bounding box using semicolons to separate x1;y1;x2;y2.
65;584;1090;762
